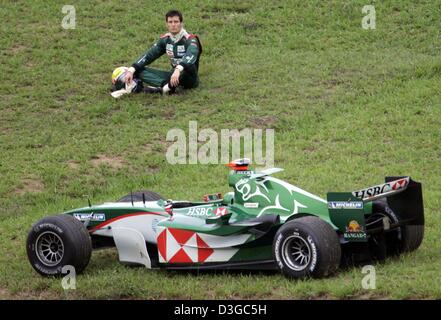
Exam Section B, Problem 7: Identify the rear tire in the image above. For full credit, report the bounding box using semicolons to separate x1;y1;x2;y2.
26;214;92;276
273;216;341;279
373;199;424;253
117;190;164;202
401;225;424;252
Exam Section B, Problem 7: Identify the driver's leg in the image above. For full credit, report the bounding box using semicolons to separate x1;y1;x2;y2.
138;67;172;87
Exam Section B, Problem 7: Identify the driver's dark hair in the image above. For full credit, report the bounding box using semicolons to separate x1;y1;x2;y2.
165;10;183;22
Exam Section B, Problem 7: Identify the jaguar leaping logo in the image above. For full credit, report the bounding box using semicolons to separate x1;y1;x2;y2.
235;178;271;202
235;178;308;217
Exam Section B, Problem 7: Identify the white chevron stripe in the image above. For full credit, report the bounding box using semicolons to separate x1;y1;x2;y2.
183;234;198;262
166;229;180;261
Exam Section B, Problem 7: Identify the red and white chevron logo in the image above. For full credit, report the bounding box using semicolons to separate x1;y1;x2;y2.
156;228;213;263
214;207;228;216
392;179;408;190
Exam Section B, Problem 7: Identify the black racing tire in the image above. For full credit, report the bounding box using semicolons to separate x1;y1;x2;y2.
26;214;92;277
372;199;424;253
117;190;164;202
273;216;341;279
401;225;424;252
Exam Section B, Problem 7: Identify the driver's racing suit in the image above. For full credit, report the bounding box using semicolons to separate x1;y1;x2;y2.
131;29;202;89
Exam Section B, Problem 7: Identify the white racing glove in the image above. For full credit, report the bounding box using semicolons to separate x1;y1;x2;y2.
110;80;137;99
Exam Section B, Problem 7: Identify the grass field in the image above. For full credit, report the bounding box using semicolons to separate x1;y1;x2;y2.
1;0;441;299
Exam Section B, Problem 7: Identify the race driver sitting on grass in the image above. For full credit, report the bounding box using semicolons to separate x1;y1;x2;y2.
111;10;202;98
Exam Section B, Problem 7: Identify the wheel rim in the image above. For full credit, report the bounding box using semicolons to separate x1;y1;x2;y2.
281;235;312;271
35;231;64;267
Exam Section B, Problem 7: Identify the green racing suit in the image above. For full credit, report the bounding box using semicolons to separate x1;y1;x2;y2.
131;30;202;89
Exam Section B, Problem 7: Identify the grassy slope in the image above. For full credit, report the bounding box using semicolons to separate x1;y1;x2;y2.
0;0;440;299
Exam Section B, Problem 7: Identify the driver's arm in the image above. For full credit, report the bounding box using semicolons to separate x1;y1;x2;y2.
130;38;166;75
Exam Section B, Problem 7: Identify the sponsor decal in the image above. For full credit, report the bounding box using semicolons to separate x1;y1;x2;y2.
344;231;366;239
346;220;362;232
73;213;106;222
235;170;253;175
352;178;409;199
187;207;213;216
328;201;363;209
244;202;259;208
166;44;174;57
157;228;214;263
274;233;283;269
35;223;63;233
392;179;408;190
344;220;367;240
151;218;159;233
307;235;317;272
156;229;248;264
214;207;228;216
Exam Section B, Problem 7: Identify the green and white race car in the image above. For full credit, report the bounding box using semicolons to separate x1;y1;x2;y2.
26;159;424;279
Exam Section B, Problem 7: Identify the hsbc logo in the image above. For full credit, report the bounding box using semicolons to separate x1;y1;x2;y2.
352;178;409;200
187;207;213;216
186;207;228;217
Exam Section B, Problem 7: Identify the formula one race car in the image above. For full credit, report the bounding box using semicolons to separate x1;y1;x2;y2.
26;159;424;279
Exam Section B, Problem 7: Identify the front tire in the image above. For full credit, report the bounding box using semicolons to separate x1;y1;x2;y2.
273;216;341;278
27;214;92;276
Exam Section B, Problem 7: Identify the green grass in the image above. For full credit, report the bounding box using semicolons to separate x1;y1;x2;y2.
1;0;441;299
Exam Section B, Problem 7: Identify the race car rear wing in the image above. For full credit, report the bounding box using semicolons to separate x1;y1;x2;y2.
352;176;424;225
352;177;410;202
382;176;424;226
328;177;424;242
